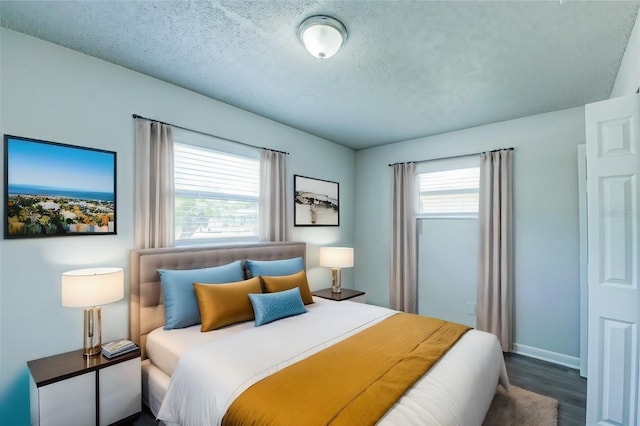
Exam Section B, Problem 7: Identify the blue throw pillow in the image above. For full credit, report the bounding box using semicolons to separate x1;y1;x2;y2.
246;257;304;277
158;261;243;330
249;287;307;327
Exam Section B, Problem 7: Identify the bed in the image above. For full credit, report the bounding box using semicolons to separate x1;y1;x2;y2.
130;241;508;425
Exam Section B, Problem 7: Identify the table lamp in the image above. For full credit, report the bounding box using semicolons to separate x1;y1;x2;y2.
62;267;124;356
319;247;354;294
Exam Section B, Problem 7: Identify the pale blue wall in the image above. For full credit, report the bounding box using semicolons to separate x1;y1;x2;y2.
355;107;585;361
0;28;355;424
418;219;478;328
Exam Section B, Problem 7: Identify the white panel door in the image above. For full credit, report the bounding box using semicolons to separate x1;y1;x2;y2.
586;93;640;426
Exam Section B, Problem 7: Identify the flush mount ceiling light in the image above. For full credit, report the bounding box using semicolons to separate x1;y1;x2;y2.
298;15;347;59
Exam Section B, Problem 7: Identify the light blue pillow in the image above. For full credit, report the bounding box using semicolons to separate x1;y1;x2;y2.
249;287;307;327
158;261;243;330
246;257;304;277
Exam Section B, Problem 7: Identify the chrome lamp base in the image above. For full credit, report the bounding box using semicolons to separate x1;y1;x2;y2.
331;268;342;294
83;306;102;357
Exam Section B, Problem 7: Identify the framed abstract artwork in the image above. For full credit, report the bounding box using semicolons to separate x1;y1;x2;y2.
294;175;339;226
4;134;117;238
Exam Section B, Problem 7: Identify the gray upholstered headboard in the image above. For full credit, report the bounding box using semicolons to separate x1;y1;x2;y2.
129;241;306;357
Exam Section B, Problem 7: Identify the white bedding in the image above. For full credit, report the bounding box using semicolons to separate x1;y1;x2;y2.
153;300;508;426
146;297;338;377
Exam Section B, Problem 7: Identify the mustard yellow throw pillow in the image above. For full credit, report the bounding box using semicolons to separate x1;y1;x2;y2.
261;270;314;305
193;277;262;332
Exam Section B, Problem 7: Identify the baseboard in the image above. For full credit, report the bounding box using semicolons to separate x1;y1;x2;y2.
512;343;580;370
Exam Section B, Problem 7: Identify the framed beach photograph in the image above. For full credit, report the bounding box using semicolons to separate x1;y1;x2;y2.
4;135;117;238
294;175;339;226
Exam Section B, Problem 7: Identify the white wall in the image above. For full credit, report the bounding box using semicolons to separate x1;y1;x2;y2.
0;28;355;424
355;107;585;363
611;9;640;98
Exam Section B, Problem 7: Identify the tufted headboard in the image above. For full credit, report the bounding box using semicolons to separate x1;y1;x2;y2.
129;241;306;357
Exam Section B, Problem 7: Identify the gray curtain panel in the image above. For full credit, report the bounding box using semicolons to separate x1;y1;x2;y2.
134;119;175;249
477;149;513;352
390;162;417;313
259;149;288;242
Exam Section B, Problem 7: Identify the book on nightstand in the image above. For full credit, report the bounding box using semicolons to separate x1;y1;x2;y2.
102;339;139;359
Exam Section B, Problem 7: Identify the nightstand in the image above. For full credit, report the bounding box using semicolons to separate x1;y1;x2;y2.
28;346;141;426
312;288;366;303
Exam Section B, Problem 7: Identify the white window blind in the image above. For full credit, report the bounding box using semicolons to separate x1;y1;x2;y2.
174;141;259;243
417;167;480;218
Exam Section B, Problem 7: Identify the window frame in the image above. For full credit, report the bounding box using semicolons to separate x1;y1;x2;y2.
172;128;260;246
415;155;480;220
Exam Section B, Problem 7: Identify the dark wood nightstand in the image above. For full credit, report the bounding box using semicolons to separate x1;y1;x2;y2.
312;288;366;303
28;346;141;426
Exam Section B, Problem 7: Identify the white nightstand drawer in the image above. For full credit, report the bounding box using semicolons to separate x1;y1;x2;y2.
34;372;96;426
99;357;141;426
349;294;366;303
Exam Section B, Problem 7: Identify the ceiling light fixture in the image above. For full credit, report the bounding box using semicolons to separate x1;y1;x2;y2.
298;15;347;59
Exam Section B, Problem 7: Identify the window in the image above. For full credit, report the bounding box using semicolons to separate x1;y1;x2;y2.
416;157;480;219
173;130;260;244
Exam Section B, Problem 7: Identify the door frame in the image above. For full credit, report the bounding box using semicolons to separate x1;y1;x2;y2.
577;144;588;378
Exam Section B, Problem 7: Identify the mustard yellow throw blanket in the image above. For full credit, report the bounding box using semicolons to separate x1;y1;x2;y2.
223;313;471;426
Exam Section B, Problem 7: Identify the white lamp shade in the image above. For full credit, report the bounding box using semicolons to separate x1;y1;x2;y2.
302;24;344;59
61;267;124;307
319;247;354;268
298;16;347;59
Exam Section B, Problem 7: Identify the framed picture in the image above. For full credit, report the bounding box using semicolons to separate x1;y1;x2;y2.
4;135;117;238
294;175;339;226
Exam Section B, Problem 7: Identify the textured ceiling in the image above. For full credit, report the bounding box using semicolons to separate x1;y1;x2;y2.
1;1;638;150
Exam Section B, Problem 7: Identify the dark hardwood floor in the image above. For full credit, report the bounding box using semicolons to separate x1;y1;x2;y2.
132;352;588;425
132;405;155;426
504;352;587;426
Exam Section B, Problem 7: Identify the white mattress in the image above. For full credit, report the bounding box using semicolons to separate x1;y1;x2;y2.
148;299;508;426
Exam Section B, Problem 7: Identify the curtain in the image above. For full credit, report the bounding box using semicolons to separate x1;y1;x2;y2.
259;149;288;241
134;119;175;249
390;163;417;313
477;149;514;352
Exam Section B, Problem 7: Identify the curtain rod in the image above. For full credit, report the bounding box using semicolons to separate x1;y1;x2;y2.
388;147;514;167
132;114;289;155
